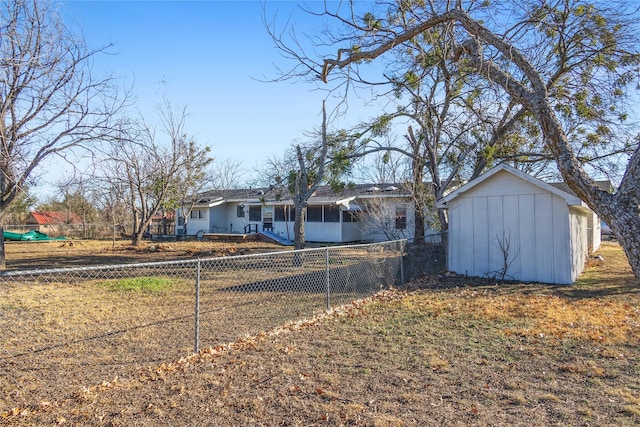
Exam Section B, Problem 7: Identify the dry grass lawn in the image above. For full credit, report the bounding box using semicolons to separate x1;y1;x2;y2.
2;238;286;270
1;240;639;426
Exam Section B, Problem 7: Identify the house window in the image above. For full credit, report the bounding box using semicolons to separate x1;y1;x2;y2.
395;206;407;230
249;205;262;221
342;211;361;223
275;206;294;221
307;205;322;222
237;206;245;218
274;206;284;221
190;209;206;219
324;205;341;222
275;206;296;221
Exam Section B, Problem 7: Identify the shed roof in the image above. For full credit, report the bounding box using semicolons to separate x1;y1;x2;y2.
436;163;589;210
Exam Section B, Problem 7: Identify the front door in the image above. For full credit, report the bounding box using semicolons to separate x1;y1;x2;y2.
262;206;273;231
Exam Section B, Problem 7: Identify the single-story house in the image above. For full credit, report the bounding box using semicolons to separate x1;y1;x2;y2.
149;211;175;236
25;211;83;236
436;164;605;285
176;184;418;243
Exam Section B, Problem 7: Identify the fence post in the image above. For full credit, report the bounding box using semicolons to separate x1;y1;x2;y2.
325;247;331;311
400;240;405;286
194;258;201;353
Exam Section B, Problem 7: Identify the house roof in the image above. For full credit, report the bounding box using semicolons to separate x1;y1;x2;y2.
28;211;83;225
151;212;175;222
436;163;589;210
192;183;415;207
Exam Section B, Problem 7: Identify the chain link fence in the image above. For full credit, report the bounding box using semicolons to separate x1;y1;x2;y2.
3;222;165;240
4;223;126;240
0;240;405;413
403;233;448;281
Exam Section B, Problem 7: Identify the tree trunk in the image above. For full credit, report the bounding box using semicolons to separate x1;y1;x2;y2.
606;208;640;278
413;204;425;242
293;204;306;250
0;226;6;270
183;217;189;240
132;231;143;247
411;168;426;242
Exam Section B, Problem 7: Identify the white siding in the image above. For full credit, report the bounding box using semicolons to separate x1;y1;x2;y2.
568;208;589;283
588;212;601;253
517;195;536;280
446;170;577;284
359;199;416;243
226;203;249;234
534;194;552;282
306;222;343;242
502;195;521;279
486;195;505;277
341;222;362;242
187;216;209;235
209;208;227;232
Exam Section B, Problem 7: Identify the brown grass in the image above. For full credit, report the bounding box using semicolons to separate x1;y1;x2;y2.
3;238;287;270
1;241;639;426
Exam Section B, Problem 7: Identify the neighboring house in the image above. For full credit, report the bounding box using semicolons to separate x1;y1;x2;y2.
176;184;417;243
149;211;175;236
25;211;83;236
437;163;604;285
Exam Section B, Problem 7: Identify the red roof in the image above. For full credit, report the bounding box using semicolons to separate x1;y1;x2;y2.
29;211;83;225
151;211;175;222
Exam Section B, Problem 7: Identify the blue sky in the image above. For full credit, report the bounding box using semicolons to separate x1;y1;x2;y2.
58;0;360;187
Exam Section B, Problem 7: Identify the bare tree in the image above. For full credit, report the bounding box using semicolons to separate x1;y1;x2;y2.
356;196;409;241
487;229;519;283
0;0;127;267
46;174;97;239
102;104;212;246
210;158;246;190
252;103;332;250
90;174;130;247
353;150;410;185
292;102;330;249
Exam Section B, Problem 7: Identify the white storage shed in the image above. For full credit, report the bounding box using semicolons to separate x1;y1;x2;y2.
437;164;593;284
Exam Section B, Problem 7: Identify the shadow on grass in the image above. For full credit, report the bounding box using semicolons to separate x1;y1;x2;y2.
554;279;640;300
405;270;639;301
404;241;640;300
6;255;143;270
217;263;382;295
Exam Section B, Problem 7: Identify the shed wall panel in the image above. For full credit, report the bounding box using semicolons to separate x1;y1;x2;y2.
534;193;555;283
447;201;459;273
517;195;537;281
487;195;506;278
501;195;521;279
457;198;475;275
472;197;489;275
551;195;572;284
568;208;588;283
